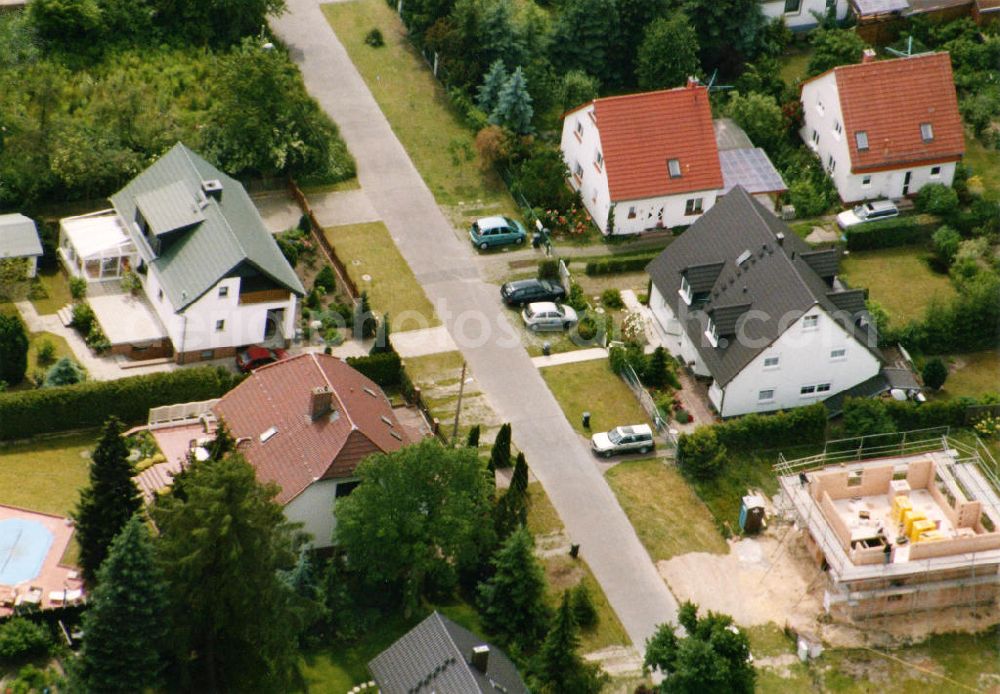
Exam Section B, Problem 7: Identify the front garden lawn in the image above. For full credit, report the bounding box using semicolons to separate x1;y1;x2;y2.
605;459;728;561
541;359;650;436
321;0;515;217
0;431;94;517
29;267;74;316
324;222;439;328
839;246;955;325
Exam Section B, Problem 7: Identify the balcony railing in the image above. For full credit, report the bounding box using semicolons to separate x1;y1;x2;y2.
239;288;291;305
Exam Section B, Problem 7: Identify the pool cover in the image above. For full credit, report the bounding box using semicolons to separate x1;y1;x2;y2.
0;519;53;586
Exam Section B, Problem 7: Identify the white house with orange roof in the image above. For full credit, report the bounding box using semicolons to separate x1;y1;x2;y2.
799;51;965;203
762;0;849;29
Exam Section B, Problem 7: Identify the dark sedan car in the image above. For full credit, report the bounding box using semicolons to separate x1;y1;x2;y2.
500;279;567;307
236;345;289;373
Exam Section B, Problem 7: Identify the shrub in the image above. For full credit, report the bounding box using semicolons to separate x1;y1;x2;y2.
675;409;691;424
70;302;95;334
0;618;51;662
43;357;86;388
608;344;627;373
932;225;961;267
786;178;830;217
642;347;679;390
842;398;897;438
538;258;561;281
567;282;588;312
314;265;337;294
364;28;384;47
86;323;110;353
35;339;56;366
69;276;87;299
510;146;578;213
559;70;599;111
845;216;935;251
0;366;238;440
677;427;727;480
600;289;624;309
570;583;598;630
345;351;402;388
921;357;948;391
915;183;959;216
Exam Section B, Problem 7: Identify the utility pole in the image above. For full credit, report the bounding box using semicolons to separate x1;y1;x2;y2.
451;362;467;445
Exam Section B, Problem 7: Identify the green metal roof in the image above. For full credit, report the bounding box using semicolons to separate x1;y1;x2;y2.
110;143;304;311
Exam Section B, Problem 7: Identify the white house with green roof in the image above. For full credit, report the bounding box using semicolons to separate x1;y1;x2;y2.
61;143;305;363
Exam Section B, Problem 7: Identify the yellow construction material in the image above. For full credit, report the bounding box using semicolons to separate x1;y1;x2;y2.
910;519;936;543
919;530;946;542
902;509;926;535
891;495;912;523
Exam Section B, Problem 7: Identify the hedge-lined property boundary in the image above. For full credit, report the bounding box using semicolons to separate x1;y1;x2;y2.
711;403;828;450
0;367;240;441
844;215;937;251
584;253;660;276
346;351;403;388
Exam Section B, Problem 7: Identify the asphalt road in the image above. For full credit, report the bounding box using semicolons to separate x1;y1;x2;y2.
272;0;680;651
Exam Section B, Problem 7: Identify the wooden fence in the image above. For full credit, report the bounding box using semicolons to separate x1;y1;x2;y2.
286;178;360;303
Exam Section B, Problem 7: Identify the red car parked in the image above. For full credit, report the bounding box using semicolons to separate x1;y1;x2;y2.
235;345;288;373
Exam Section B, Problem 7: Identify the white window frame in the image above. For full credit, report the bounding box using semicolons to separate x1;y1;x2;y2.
784;0;802;13
920;123;934;142
816;382;832;393
862;175;872;188
668;159;682;178
763;356;780;370
816;99;825;116
855;131;868;151
218;285;229;298
830;348;847;361
802;314;819;330
574;120;584;141
833;120;843;139
678;275;693;305
573;161;584;182
930;166;941;178
758;389;776;403
826;155;836;174
800;384;817;397
684;198;703;216
705;318;719;347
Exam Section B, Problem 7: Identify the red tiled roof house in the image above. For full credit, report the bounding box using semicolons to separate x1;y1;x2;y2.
798;52;964;204
200;353;416;547
560;84;725;235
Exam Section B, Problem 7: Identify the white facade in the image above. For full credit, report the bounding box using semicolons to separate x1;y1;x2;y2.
800;72;957;203
649;285;881;418
560;104;717;235
283;478;357;548
762;0;848;29
142;267;296;357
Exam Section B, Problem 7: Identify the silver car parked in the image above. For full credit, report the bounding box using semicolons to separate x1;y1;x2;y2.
591;424;655;457
521;301;578;332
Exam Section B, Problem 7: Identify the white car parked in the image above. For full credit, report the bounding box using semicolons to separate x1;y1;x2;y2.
591;424;655;457
521;301;578;332
836;199;899;229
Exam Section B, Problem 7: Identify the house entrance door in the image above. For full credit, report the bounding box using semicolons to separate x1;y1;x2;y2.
902;171;912;196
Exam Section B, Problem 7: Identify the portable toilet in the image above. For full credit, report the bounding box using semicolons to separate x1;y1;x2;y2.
739;494;766;534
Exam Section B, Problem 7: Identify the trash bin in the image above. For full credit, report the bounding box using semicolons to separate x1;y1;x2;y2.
582;412;591;429
532;233;542;249
542;341;551;356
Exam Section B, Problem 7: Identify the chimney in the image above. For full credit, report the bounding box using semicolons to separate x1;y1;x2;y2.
470;645;490;674
201;179;223;200
686;75;699;89
862;48;876;64
776;232;785;246
310;385;333;420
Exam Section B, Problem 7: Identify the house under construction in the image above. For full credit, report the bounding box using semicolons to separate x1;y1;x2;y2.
776;428;1000;620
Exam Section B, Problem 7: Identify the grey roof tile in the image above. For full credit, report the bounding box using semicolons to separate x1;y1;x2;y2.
0;214;42;259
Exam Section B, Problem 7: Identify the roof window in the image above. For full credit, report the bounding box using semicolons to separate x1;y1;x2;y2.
920;123;934;142
855;131;868;151
668;159;682;178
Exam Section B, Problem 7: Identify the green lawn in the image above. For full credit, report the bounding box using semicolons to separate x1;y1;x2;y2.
0;431;95;516
778;48;813;85
605;459;728;561
541;554;630;652
527;481;562;536
540;359;650;436
933;350;1000;400
839;246;956;325
324;222;439;328
401;351;501;443
962;132;1000;201
321;0;515;217
29;266;74;315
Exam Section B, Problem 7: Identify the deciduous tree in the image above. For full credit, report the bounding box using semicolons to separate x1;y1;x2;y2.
73;515;167;694
75;416;141;584
684;0;768;76
0;313;28;386
725;91;787;158
335;440;495;613
807;28;867;76
636;15;700;91
549;0;620;87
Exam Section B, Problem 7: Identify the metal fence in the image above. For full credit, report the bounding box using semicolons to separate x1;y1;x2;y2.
619;362;677;452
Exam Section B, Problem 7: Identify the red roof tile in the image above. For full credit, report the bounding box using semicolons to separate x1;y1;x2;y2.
831;53;964;173
212;353;414;504
590;86;723;201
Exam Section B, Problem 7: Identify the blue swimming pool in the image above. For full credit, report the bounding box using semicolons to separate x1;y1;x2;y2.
0;519;53;586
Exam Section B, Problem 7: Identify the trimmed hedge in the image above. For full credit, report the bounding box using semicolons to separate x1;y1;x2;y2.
584;253;659;276
346;351;403;388
843;396;982;432
0;367;240;441
844;215;936;251
713;403;828;450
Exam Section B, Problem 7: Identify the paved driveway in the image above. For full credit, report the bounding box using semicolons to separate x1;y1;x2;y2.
271;1;679;650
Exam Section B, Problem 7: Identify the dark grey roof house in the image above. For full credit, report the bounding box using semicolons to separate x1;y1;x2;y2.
646;187;885;418
368;612;529;694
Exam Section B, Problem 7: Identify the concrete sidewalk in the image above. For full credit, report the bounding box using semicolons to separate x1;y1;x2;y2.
272;0;679;652
531;347;607;369
390;325;458;358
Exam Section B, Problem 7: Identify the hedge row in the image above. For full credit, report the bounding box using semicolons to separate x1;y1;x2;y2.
584;253;659;276
713;403;828;450
843;396;992;432
346;351;403;388
0;367;240;441
844;215;936;251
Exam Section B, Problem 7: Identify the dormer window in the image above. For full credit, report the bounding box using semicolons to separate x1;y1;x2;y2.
855;131;868;151
705;317;719;347
921;123;934;142
668;159;682;178
678;275;692;305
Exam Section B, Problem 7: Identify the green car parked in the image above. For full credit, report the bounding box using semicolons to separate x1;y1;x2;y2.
469;215;527;250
